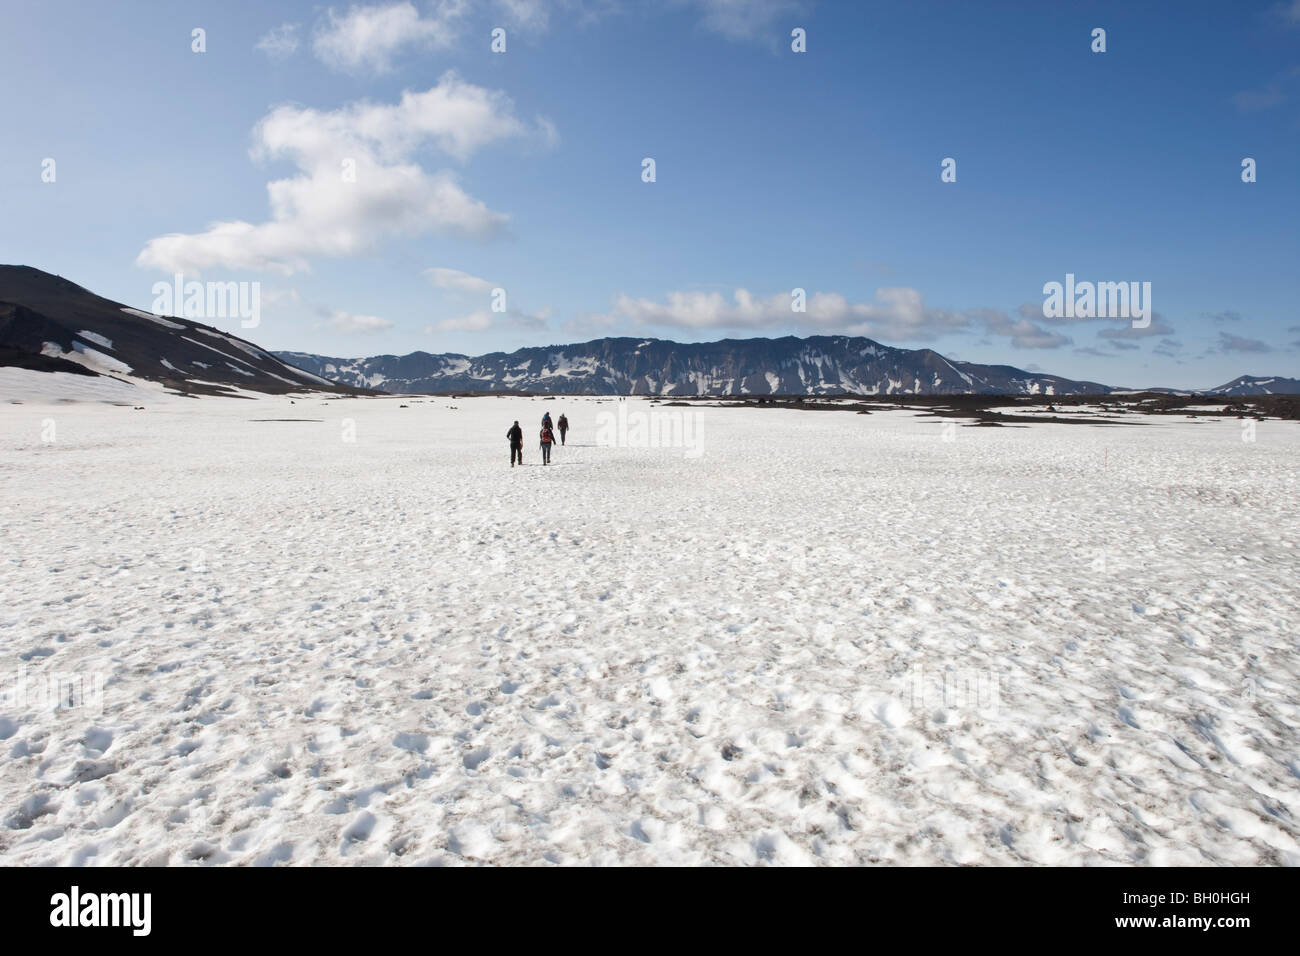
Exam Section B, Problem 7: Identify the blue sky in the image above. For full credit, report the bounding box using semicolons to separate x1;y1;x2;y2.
1;0;1297;388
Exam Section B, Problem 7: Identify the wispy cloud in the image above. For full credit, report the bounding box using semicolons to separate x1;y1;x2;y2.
255;23;301;59
684;0;808;42
589;286;967;342
424;267;495;294
1232;66;1300;112
429;306;550;332
319;309;394;333
1232;83;1287;112
1097;315;1175;340
582;286;1122;348
1272;1;1300;27
976;308;1071;349
495;0;554;30
1217;331;1271;353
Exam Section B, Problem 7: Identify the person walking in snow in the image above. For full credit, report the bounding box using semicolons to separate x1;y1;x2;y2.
557;413;569;445
507;420;524;467
541;410;554;432
539;422;556;465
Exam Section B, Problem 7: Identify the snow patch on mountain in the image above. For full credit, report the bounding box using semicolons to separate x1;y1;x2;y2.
120;307;185;330
77;330;114;350
42;341;133;376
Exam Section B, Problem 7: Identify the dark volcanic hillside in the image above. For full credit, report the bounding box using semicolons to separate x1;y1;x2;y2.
278;336;1115;396
1207;375;1300;396
0;265;359;396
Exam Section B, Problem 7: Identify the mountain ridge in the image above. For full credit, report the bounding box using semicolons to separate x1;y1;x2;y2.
275;334;1117;397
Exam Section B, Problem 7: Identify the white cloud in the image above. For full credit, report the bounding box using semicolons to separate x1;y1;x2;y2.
314;1;468;73
424;267;494;294
320;310;394;333
590;286;967;342
138;72;552;276
256;23;301;59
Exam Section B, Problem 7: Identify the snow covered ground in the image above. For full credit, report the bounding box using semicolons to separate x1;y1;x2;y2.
1;392;1297;865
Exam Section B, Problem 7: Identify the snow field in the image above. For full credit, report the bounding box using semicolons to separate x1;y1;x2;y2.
0;395;1297;865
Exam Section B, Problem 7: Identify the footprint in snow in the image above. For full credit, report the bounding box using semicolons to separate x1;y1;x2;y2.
254;842;294;866
393;732;429;754
342;811;376;844
82;727;113;754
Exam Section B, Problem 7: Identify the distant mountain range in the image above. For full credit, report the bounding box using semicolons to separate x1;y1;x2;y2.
0;265;1293;398
0;265;358;397
276;337;1117;396
276;342;1298;398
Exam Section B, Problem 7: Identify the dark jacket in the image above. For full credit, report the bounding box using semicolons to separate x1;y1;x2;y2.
507;424;523;444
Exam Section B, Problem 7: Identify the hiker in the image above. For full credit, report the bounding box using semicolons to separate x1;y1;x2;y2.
507;420;524;467
539;422;556;465
557;413;569;445
542;410;554;432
